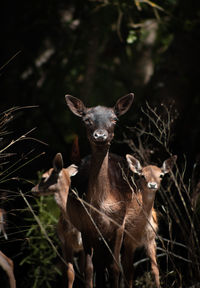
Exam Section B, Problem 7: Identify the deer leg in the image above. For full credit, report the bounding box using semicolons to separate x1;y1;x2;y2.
109;225;125;288
95;262;106;288
82;235;94;288
58;229;75;288
85;252;93;288
145;239;160;288
77;249;85;276
92;245;107;288
61;244;75;288
0;251;16;288
121;243;135;288
66;262;75;288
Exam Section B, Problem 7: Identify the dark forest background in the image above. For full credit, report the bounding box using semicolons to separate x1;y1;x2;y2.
0;0;200;287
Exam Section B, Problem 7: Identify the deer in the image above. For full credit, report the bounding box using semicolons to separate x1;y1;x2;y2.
0;208;16;288
65;93;134;288
31;153;84;288
0;251;16;288
121;154;177;288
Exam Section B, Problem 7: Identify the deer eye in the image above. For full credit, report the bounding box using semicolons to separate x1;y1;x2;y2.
160;173;164;179
84;117;93;126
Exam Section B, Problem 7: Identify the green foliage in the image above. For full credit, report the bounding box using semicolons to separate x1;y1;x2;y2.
126;30;138;44
20;196;61;288
134;272;157;288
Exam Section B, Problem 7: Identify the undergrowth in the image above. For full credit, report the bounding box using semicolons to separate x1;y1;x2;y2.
20;194;61;288
1;102;200;287
124;102;200;287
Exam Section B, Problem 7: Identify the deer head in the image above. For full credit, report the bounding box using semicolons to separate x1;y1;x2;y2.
32;153;78;195
126;154;177;191
65;94;134;149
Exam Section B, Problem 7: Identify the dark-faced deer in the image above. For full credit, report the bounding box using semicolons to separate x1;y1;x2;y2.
31;153;83;288
122;154;177;288
65;94;134;288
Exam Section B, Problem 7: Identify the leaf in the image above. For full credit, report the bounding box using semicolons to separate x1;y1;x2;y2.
127;30;137;44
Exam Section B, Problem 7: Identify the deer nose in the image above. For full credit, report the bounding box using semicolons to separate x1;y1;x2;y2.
147;182;158;189
93;129;108;142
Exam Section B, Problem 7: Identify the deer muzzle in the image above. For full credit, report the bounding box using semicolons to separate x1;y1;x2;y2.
147;182;158;190
93;129;108;142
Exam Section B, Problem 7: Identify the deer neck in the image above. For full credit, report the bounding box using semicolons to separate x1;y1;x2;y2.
54;170;70;213
87;147;110;203
140;182;156;215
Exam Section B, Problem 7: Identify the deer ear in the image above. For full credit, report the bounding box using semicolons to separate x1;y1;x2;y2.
126;154;142;175
65;95;86;117
161;155;177;174
114;93;134;117
67;164;78;177
53;153;64;173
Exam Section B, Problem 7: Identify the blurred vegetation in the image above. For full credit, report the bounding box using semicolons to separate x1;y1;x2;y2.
0;0;180;157
1;0;200;287
20;195;61;288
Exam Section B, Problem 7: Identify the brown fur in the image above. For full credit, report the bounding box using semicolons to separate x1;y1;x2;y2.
122;154;177;288
0;251;16;288
32;154;83;288
65;94;134;288
0;209;16;288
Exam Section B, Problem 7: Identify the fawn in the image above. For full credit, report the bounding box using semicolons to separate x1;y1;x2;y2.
122;154;177;288
31;153;84;288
